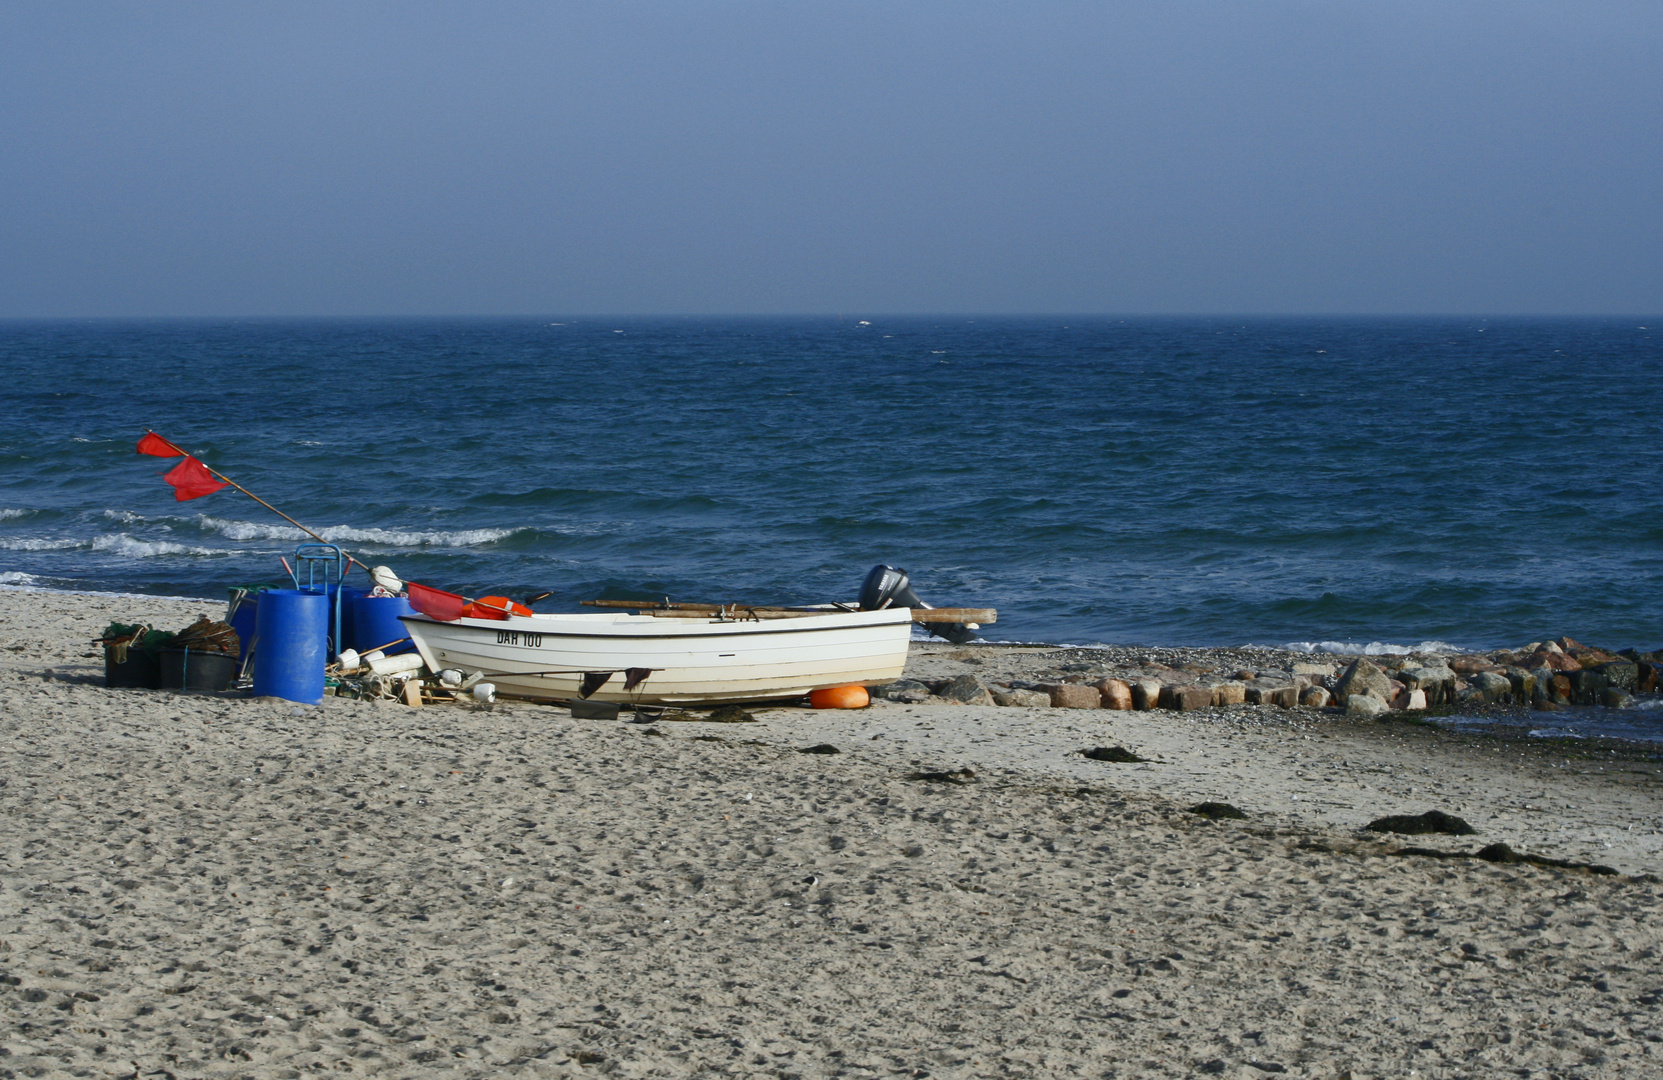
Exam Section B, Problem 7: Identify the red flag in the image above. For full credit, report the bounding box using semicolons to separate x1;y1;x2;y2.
162;456;228;501
407;581;468;622
137;432;182;457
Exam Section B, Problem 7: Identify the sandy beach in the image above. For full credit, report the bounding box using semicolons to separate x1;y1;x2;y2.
3;589;1662;1078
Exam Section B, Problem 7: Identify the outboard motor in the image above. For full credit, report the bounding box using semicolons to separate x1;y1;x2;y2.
858;564;980;644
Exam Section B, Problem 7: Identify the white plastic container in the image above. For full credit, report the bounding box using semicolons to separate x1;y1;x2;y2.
366;653;424;676
472;682;496;703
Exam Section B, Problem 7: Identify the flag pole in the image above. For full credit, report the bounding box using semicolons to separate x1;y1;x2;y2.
144;431;369;572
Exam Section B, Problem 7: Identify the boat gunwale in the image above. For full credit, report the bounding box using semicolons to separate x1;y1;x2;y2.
397;609;912;642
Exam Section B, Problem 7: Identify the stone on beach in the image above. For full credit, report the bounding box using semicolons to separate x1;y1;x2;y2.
872;679;932;704
1398;665;1456;706
1594;661;1639;692
1299;685;1332;708
936;673;995;706
1159;685;1213;711
1346;693;1388;717
1048;683;1101;709
1334;658;1392;703
1389;687;1427;710
1131;679;1164;711
1097;678;1133;710
1468;670;1513;703
1210;682;1246;707
1526;647;1581;672
991;686;1051;708
1566;668;1609;706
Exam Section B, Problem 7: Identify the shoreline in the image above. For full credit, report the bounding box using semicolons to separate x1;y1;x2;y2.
3;588;1662;1075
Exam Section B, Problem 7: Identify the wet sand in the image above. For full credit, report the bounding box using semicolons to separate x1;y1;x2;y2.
2;590;1662;1078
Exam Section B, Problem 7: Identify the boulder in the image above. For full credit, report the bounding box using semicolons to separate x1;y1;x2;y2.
1160;685;1213;712
1346;693;1388;717
1526;648;1581;672
1244;682;1296;707
871;679;931;704
1049;683;1101;709
937;674;995;706
1529;666;1555;703
1131;680;1164;711
1334;659;1392;703
1549;673;1572;705
1211;682;1246;706
1502;666;1536;703
1097;679;1133;710
1639;662;1659;694
991;686;1051;708
1566;668;1608;705
1391;687;1427;710
1594;661;1639;692
1603;687;1634;709
1469;671;1513;703
1292;662;1335;678
1449;655;1502;675
1300;686;1331;708
1399;666;1456;706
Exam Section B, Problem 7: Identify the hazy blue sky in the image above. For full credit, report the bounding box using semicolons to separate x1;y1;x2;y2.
1;2;1658;316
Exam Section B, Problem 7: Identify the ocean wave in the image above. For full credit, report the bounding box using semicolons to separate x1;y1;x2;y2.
195;516;526;547
0;571;38;585
1283;639;1469;656
0;538;82;551
0;509;32;521
90;533;237;558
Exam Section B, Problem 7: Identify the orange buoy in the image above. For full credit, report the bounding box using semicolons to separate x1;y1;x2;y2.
809;684;870;709
463;595;533;620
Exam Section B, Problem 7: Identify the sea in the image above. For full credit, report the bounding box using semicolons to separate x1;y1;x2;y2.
3;317;1661;659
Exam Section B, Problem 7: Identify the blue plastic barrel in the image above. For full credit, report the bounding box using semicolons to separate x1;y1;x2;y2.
337;585;369;655
227;592;259;665
253;589;328;704
350;594;418;655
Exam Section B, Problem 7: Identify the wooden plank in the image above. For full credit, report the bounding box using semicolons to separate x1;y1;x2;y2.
582;599;994;624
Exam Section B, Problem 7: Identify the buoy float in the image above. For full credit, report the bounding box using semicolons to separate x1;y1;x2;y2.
809;684;870;709
463;595;533;620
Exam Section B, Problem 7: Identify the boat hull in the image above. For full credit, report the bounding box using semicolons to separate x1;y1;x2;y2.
399;608;913;704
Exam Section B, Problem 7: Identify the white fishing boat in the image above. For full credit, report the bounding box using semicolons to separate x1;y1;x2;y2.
399;606;916;704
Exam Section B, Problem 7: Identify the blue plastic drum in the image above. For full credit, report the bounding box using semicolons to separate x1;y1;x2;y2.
350;594;418;655
252;589;328;704
227;592;260;665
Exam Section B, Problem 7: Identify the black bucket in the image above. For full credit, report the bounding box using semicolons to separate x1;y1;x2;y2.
158;648;238;693
105;645;162;689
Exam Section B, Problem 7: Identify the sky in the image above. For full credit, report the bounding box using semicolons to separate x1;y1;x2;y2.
0;1;1659;317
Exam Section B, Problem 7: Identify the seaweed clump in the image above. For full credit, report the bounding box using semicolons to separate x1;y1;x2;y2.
1080;746;1148;763
1188;802;1247;821
1365;810;1476;836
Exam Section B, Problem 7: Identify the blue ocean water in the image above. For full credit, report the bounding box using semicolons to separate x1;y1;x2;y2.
2;317;1660;651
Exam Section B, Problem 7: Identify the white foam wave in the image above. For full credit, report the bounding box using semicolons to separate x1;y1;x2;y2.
196;516;523;547
0;508;32;521
90;533;236;558
0;571;38;585
1283;639;1468;656
0;537;82;551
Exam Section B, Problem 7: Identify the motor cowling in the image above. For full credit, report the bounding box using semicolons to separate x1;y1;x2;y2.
858;564;979;644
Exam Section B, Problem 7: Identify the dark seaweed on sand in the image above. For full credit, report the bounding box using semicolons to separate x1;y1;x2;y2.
1080;746;1148;763
1395;842;1619;876
905;768;977;784
1188;802;1247;820
1366;810;1476;836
